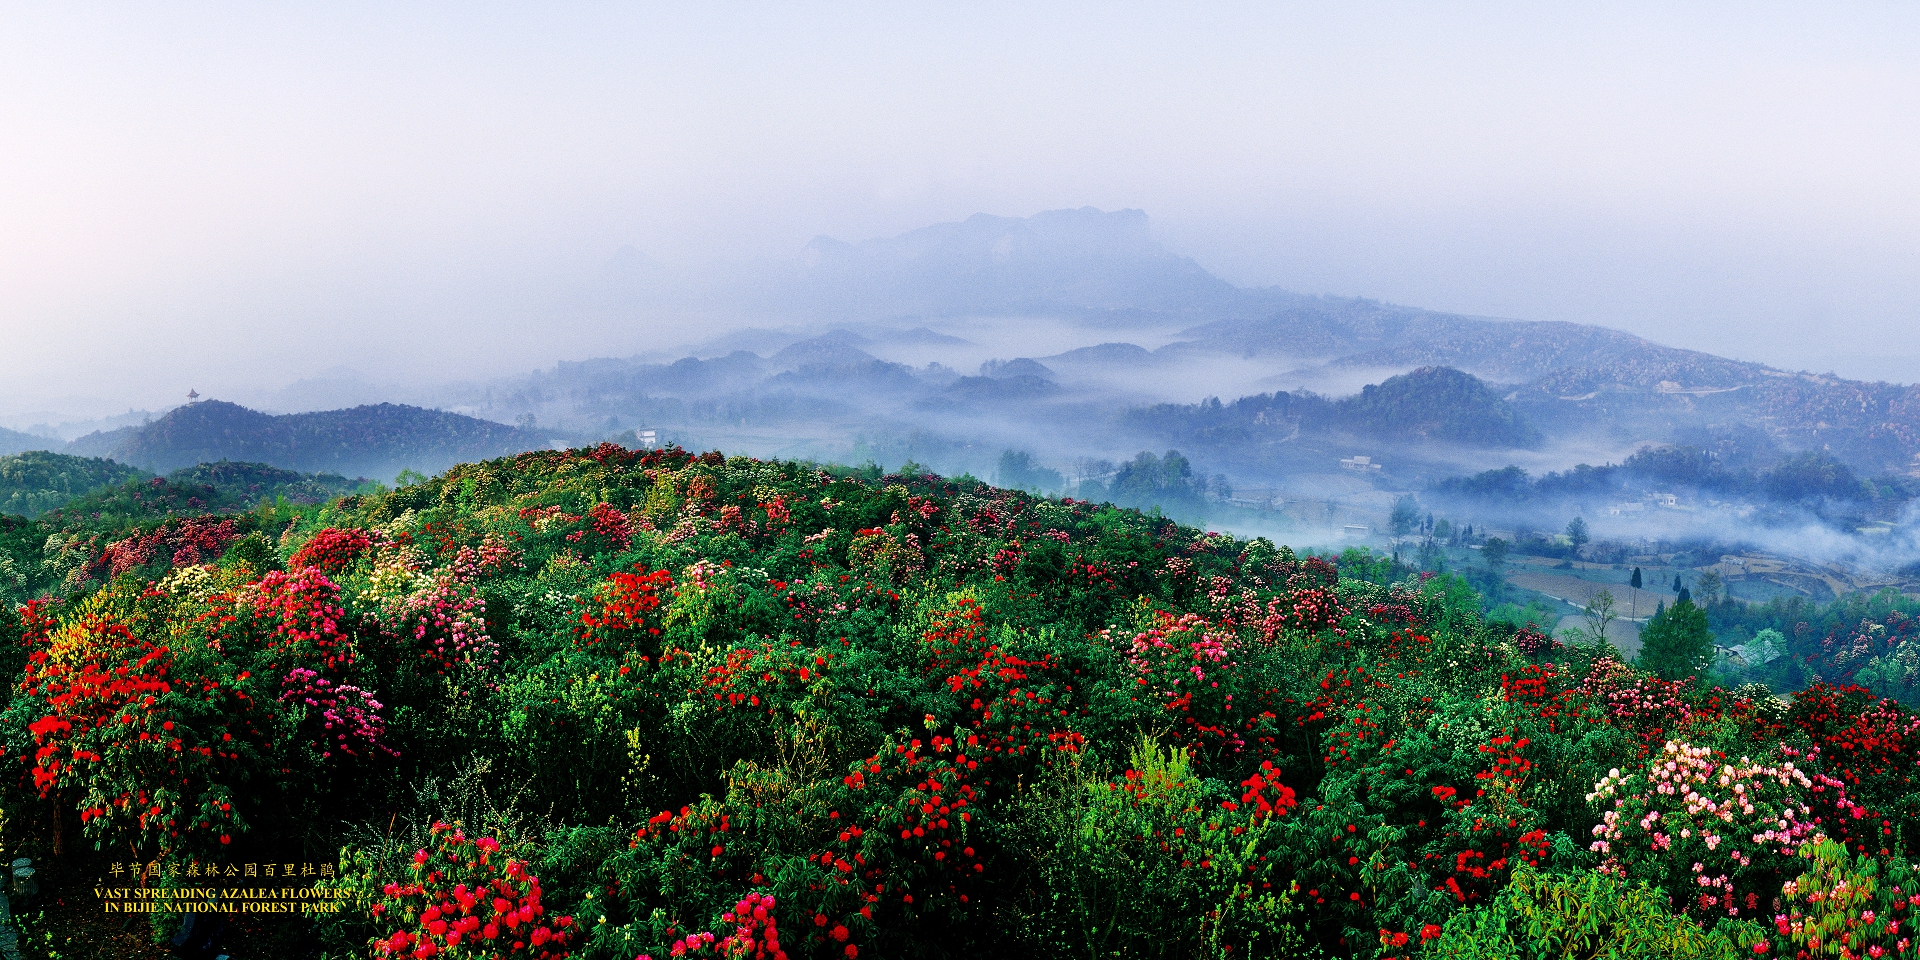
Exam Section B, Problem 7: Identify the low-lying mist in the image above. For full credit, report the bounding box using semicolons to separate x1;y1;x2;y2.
9;207;1919;605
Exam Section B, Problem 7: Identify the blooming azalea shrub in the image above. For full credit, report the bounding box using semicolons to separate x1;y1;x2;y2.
1012;738;1315;958
17;592;263;855
568;502;636;554
362;553;499;675
658;892;787;959
1512;624;1554;657
845;526;924;585
575;568;674;657
1418;734;1554;909
1255;586;1350;641
247;566;356;674
1125;611;1250;757
1580;657;1699;756
1765;840;1920;959
1786;684;1920;855
607;748;950;959
279;666;395;759
1589;740;1860;920
370;821;574;960
289;526;378;574
660;560;787;651
87;516;241;580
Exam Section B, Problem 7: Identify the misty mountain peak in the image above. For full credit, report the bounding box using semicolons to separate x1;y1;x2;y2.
771;336;881;370
783;207;1242;318
979;358;1056;380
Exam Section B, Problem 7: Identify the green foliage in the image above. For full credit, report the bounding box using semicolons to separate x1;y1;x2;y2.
1485;599;1560;635
1009;738;1318;959
1763;450;1865;502
1424;867;1747;959
1636;598;1715;681
0;450;148;517
1335;367;1540;448
220;531;281;573
1770;840;1920;958
1335;547;1411;588
995;450;1064;494
89;399;549;479
1095;449;1223;514
12;442;1920;959
1564;517;1588;550
1391;496;1422;537
37;459;356;535
1123;366;1536;459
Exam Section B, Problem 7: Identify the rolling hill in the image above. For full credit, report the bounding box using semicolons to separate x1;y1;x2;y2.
37;459;367;532
0;425;54;457
64;401;554;480
0;451;148;517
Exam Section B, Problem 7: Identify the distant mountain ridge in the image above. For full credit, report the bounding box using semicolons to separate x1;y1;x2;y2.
855;212;1917;473
0;451;369;521
65;401;553;480
0;451;147;517
768;207;1290;321
1123;366;1541;476
250;207;1920;483
0;426;54;457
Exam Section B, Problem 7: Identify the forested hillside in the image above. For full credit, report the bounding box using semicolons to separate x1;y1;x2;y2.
64;400;552;480
4;445;1918;959
0;451;148;518
0;425;53;457
1123;367;1539;471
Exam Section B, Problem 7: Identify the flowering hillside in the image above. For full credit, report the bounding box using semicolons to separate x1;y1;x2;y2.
5;444;1920;959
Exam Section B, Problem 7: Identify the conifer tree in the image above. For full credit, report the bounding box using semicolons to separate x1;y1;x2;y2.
1636;597;1715;681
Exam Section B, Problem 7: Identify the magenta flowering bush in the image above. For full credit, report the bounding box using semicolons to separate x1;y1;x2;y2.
89;516;240;579
658;892;788;960
449;533;523;581
289;526;379;574
1248;586;1350;642
366;561;499;675
279;666;396;759
1512;623;1554;657
247;565;356;674
1580;657;1697;754
1125;611;1248;756
1589;740;1859;919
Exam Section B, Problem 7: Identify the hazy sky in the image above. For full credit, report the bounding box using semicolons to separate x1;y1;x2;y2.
2;1;1915;420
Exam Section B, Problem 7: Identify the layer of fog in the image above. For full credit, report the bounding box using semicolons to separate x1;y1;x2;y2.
4;3;1917;424
1418;489;1920;585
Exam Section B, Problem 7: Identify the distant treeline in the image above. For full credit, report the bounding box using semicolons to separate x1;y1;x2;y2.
1433;446;1908;506
63;400;551;480
999;449;1232;516
1;451;369;528
0;451;148;517
1126;366;1541;449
